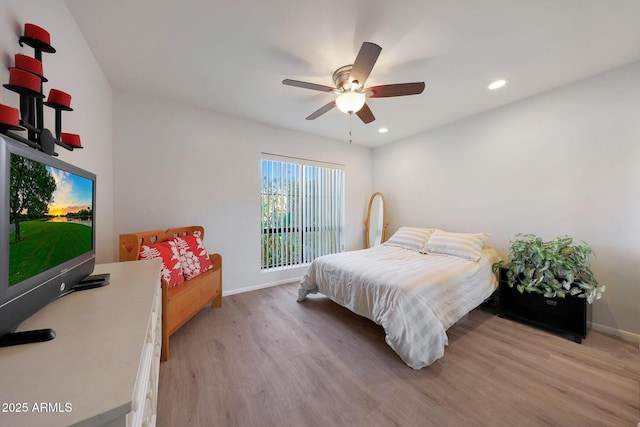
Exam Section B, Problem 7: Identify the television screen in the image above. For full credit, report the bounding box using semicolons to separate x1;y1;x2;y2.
9;153;94;287
0;134;96;342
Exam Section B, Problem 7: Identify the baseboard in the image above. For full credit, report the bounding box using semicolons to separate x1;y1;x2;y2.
591;322;640;347
222;277;303;297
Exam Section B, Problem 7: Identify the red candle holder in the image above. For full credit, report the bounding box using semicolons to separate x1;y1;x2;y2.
5;68;43;96
20;23;55;56
60;132;82;149
44;89;73;141
0;103;22;130
14;54;47;82
2;22;78;156
45;88;72;110
3;68;44;139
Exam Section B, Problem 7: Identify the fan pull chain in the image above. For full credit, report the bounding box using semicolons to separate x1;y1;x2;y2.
349;113;353;144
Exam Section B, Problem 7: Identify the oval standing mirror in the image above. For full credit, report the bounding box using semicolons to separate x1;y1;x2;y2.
365;192;388;248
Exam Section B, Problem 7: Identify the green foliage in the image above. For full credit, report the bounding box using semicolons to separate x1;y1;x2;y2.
9;154;57;242
493;233;606;304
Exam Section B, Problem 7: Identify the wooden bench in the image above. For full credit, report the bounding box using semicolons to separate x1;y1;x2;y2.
119;226;222;361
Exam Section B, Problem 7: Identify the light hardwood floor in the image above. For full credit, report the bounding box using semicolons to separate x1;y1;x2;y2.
157;283;640;427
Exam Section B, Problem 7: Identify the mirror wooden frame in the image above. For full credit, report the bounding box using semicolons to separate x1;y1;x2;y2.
364;192;388;248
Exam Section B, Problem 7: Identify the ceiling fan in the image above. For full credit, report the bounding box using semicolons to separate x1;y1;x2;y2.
282;42;425;124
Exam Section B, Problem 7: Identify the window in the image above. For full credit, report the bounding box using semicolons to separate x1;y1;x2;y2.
261;155;344;270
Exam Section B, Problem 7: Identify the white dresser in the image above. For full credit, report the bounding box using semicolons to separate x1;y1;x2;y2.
0;259;162;427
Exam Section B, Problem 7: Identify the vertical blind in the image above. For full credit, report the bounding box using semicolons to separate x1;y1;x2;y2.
261;156;344;270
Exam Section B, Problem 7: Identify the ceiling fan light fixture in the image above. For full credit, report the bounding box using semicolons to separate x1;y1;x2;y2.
283;42;425;123
335;91;366;114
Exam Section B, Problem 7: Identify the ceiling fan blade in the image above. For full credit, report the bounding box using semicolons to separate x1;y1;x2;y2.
306;101;336;120
282;79;335;92
356;103;375;124
366;82;426;98
349;42;382;86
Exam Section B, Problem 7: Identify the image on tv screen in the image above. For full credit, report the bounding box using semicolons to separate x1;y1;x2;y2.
9;153;94;287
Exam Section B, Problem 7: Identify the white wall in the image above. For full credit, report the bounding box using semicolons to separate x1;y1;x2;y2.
373;62;640;340
1;0;114;263
113;91;372;294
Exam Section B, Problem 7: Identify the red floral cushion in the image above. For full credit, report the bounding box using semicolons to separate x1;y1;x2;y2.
138;240;185;288
173;233;213;280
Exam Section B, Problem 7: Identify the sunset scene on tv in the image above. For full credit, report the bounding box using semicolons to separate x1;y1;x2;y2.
9;154;93;286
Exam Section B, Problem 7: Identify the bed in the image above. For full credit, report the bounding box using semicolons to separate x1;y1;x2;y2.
297;227;502;369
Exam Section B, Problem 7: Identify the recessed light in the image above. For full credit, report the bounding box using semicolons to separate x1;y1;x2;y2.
378;127;388;133
488;79;507;90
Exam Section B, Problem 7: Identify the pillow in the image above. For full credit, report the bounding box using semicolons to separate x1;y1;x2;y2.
173;233;213;280
138;240;185;288
383;227;434;251
422;229;490;262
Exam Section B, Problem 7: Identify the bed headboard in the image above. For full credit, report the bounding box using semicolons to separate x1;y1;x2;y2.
119;226;206;262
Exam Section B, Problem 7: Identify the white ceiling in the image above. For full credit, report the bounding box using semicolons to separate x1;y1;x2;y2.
65;0;640;147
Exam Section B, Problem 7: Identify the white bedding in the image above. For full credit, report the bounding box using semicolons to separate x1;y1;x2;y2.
298;244;502;369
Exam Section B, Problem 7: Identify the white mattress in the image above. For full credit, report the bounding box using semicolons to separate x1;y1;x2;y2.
299;244;502;369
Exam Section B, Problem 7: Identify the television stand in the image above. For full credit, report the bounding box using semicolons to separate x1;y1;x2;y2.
0;328;55;347
71;272;110;292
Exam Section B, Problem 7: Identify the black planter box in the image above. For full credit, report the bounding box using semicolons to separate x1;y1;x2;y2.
498;268;591;343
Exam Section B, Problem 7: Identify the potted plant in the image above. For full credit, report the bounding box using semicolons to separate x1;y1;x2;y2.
493;234;605;342
493;233;605;303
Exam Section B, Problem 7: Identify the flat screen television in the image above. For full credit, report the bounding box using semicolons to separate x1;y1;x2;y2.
0;133;96;345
